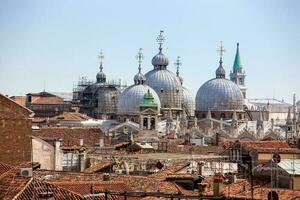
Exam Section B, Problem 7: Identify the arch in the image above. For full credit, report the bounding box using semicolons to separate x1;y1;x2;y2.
150;118;156;130
220;113;226;119
143;117;148;129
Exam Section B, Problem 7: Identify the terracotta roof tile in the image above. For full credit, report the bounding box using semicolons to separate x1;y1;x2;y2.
149;162;190;179
84;160;116;173
0;162;13;176
32;127;105;148
51;111;92;121
51;181;127;194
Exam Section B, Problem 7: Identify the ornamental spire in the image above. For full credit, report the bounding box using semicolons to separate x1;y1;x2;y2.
217;41;226;64
98;49;104;72
233;42;242;69
136;48;144;73
156;30;165;52
216;41;226;78
174;56;182;77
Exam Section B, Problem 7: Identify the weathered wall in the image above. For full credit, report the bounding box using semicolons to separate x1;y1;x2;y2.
32;137;55;170
0;94;32;165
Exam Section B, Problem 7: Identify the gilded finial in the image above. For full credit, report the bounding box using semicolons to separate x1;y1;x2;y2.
156;30;165;52
136;48;144;73
174;56;182;77
98;49;104;71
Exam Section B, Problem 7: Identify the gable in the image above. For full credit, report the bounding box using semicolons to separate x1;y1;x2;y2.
0;93;33;119
140;108;158;115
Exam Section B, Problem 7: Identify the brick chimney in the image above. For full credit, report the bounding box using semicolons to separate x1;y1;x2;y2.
213;173;224;197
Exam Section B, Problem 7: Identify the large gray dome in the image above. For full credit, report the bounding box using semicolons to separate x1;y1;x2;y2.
117;84;160;115
196;78;244;112
94;85;120;115
183;86;195;116
145;69;182;109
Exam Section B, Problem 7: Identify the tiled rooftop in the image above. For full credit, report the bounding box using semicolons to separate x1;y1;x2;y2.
32;127;105;148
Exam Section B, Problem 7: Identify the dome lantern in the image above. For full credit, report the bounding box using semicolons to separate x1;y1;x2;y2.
215;41;226;79
151;30;169;69
134;48;146;85
96;50;107;83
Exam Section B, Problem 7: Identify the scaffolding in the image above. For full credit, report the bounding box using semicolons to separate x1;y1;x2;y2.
72;76;127;118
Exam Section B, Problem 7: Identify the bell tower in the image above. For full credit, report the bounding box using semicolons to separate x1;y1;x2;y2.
230;43;247;98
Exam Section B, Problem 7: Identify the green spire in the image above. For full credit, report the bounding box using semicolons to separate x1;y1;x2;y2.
143;90;156;105
233;43;242;69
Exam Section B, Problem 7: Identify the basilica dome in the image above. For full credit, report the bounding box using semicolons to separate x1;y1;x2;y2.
196;58;244;112
183;86;195;116
117;84;160;115
117;48;161;115
145;31;183;109
146;69;182;109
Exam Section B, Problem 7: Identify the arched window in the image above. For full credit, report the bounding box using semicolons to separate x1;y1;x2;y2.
221;113;226;119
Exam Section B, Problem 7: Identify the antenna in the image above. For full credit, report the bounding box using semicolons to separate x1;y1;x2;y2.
43;80;46;92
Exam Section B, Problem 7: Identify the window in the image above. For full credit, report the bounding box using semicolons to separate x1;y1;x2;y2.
62;152;79;169
221;113;226;119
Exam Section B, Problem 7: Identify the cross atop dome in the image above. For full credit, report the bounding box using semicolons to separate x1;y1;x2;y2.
136;48;144;73
98;49;104;72
217;41;226;59
174;56;182;77
156;30;165;52
215;41;226;78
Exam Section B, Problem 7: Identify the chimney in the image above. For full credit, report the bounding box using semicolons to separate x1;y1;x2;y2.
198;162;204;176
99;138;104;147
103;173;111;181
213;173;224;197
80;139;83;146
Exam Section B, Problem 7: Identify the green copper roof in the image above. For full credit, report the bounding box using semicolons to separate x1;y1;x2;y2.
143;90;156;105
233;43;242;69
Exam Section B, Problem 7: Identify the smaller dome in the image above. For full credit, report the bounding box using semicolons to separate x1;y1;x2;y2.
117;85;161;115
215;59;226;78
96;71;106;83
152;52;169;67
134;72;146;85
183;87;195;116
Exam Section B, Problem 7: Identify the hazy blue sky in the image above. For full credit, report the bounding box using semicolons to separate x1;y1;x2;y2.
0;0;299;103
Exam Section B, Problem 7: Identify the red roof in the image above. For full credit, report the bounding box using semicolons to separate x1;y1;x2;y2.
0;162;13;176
51;181;127;194
32;127;105;148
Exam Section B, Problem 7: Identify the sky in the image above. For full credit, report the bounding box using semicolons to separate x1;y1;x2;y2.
0;0;299;103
